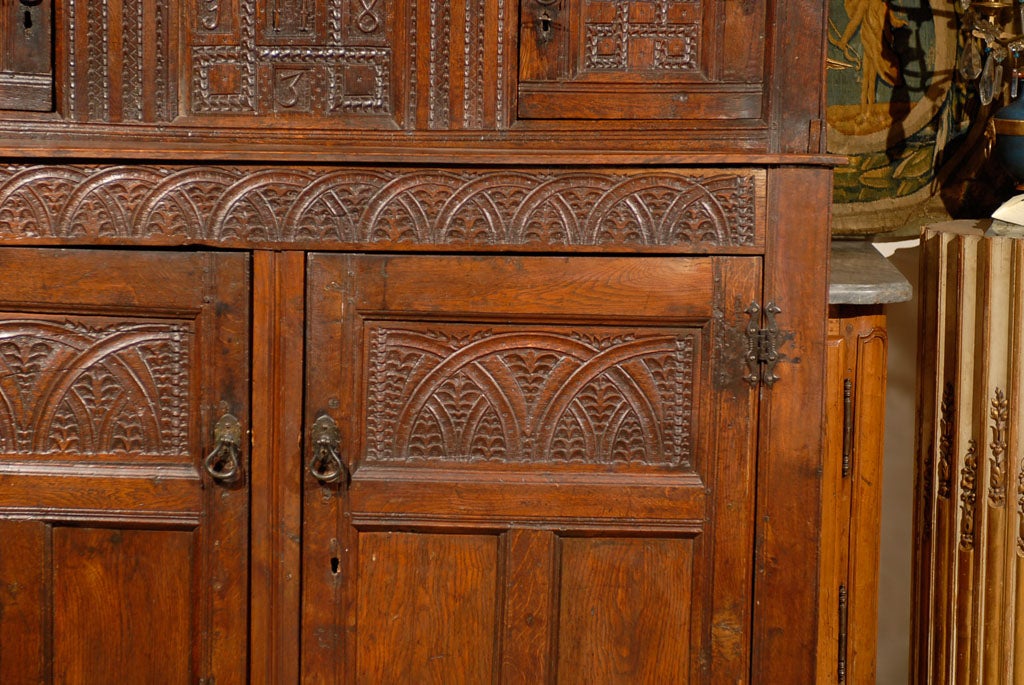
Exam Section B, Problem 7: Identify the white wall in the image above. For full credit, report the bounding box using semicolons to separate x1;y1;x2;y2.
875;241;920;684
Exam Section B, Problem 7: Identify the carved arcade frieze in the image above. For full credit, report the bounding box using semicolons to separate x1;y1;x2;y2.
0;164;761;250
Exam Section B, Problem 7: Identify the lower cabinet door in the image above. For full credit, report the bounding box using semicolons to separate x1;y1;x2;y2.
0;248;250;684
303;254;761;682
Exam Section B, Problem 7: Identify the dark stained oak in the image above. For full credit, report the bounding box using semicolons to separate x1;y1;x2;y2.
304;253;762;681
52;528;193;685
0;0;838;681
0;248;250;685
355;532;500;682
556;537;694;683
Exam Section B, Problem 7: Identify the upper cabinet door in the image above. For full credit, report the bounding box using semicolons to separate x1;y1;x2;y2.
303;253;761;682
518;0;766;121
0;248;250;684
0;0;53;111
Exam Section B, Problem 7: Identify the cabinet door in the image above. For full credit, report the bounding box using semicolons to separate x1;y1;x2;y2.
0;248;249;684
0;0;52;111
303;254;760;682
518;0;767;121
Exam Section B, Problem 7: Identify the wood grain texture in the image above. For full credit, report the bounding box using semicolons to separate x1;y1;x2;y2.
500;529;557;684
355;531;499;683
0;164;764;252
556;536;694;683
516;0;765;123
0;1;836;680
0;0;836;157
821;307;888;684
912;227;1024;683
250;251;304;685
752;166;830;682
0;247;250;684
0;520;48;685
817;319;849;684
52;527;193;684
848;313;887;682
304;252;762;681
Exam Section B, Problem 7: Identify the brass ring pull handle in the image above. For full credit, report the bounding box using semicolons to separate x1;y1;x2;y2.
204;414;243;483
309;414;348;485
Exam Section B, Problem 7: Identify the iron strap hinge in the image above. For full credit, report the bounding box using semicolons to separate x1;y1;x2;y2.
744;301;782;387
838;583;849;683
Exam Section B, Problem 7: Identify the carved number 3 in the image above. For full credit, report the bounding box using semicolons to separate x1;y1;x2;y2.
277;71;304;108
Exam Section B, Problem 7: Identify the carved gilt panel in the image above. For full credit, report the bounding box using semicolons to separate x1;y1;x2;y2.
0;316;191;458
364;324;697;468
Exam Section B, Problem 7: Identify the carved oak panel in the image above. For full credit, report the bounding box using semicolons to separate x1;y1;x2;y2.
582;0;701;74
66;0;176;122
364;324;696;467
519;0;767;120
0;316;191;458
0;164;762;251
189;0;394;118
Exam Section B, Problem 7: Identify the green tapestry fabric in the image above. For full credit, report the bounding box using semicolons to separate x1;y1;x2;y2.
827;0;960;235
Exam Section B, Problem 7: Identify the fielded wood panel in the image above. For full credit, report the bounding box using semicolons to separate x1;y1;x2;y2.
0;247;250;685
302;253;761;682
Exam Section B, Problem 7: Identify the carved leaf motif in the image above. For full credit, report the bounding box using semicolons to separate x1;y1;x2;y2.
0;319;190;456
1018;463;1024;556
365;325;696;467
938;382;955;499
990;388;1009;507
960;439;978;551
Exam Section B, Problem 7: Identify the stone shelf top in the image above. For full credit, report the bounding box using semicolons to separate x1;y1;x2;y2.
830;239;913;306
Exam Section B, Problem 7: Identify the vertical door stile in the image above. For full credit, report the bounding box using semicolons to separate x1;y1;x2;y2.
250;251;305;685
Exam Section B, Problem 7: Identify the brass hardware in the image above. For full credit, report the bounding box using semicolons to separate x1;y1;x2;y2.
204;414;242;483
309;414;348;485
744;301;782;387
842;378;853;478
838;584;849;683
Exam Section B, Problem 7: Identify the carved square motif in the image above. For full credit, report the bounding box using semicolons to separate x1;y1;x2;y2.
343;64;377;97
328;52;391;113
208;64;243;96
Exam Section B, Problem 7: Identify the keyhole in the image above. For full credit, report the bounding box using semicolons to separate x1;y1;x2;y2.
538;12;553;41
23;9;32;30
330;557;340;575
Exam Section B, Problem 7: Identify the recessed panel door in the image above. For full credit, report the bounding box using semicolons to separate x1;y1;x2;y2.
303;254;760;682
0;247;250;685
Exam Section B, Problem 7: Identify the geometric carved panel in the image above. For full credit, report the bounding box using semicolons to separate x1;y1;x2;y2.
584;0;701;73
0;317;190;456
0;164;760;250
364;324;696;467
190;0;393;116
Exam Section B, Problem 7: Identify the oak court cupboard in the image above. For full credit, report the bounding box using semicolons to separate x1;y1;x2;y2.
0;0;841;682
